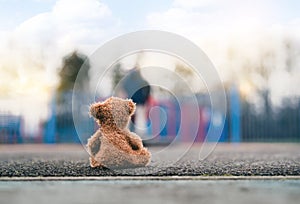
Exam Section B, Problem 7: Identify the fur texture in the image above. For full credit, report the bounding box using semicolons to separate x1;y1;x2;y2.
86;97;151;169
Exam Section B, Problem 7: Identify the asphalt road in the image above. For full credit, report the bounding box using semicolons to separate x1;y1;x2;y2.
0;143;300;177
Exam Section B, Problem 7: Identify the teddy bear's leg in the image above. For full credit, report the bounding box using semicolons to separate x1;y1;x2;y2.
89;157;101;168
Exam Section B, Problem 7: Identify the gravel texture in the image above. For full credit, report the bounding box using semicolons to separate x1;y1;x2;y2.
0;143;300;177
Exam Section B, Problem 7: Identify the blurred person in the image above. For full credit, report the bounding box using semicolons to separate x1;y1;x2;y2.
122;67;151;137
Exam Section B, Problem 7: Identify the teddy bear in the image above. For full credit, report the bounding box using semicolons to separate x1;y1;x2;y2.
86;96;151;169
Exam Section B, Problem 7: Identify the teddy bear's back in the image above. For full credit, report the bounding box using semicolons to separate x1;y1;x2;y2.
100;129;148;155
95;130;150;168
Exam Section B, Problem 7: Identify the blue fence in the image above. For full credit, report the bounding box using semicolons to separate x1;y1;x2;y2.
241;92;300;142
0;114;23;143
44;92;94;144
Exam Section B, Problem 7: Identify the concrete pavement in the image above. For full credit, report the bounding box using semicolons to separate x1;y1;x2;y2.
1;180;300;204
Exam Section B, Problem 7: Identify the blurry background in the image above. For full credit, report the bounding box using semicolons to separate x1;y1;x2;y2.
1;0;300;144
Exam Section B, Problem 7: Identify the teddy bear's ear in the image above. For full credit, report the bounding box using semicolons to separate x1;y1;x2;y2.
89;103;103;119
127;99;136;115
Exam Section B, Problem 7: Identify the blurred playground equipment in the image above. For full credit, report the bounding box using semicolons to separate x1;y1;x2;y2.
1;86;300;144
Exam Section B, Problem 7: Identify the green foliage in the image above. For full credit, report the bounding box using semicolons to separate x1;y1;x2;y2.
112;63;124;88
57;51;90;93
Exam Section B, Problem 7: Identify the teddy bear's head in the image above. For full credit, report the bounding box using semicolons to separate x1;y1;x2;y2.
90;97;135;129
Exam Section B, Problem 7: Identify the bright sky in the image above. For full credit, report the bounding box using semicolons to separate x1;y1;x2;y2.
0;0;300;133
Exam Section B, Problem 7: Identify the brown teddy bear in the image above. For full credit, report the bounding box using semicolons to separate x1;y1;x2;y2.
86;97;151;169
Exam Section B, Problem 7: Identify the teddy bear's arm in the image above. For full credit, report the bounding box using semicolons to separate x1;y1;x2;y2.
86;131;103;167
126;132;144;151
87;130;102;156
